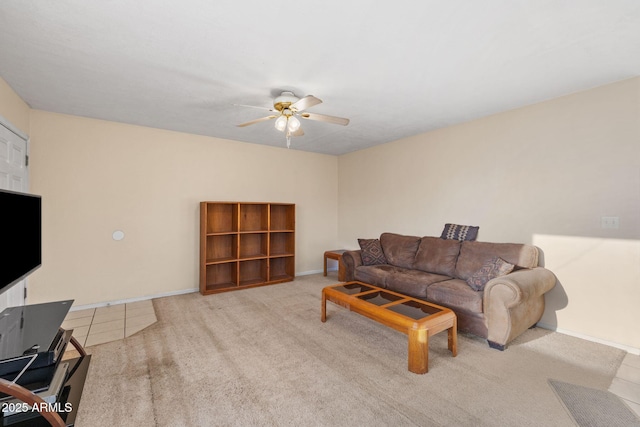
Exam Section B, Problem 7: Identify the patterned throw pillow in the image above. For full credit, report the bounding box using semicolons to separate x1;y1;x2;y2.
440;223;479;241
466;257;515;291
358;238;388;266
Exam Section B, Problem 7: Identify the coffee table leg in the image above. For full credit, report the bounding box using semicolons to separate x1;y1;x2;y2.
321;290;327;322
448;318;458;357
408;328;428;374
323;254;328;277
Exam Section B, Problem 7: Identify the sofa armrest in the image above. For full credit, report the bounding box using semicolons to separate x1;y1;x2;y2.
342;250;363;282
483;267;557;348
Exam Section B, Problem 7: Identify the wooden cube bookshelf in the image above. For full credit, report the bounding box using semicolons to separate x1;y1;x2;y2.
200;202;295;294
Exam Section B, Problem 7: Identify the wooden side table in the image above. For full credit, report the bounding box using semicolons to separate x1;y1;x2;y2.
324;250;347;281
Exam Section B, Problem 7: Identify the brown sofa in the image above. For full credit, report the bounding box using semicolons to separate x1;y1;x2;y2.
342;232;557;350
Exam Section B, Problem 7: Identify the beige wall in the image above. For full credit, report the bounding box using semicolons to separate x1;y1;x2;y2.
27;110;338;306
2;73;639;350
0;77;30;134
338;77;640;350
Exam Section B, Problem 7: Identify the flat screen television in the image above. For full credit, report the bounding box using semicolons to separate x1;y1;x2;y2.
0;189;42;295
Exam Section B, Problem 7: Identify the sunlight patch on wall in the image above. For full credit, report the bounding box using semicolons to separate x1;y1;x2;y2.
533;234;640;350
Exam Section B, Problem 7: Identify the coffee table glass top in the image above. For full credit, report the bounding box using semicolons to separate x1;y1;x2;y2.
333;283;374;295
327;282;445;321
357;291;404;306
386;300;442;320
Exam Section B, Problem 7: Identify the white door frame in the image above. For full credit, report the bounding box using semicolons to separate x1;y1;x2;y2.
0;113;30;310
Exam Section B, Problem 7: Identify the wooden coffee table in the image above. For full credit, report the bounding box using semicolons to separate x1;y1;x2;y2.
321;281;457;374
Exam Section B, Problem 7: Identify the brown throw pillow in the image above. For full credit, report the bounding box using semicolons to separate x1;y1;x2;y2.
358;238;388;266
466;257;515;291
441;223;479;241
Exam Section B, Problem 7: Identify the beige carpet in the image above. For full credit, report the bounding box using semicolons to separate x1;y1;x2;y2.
76;274;626;426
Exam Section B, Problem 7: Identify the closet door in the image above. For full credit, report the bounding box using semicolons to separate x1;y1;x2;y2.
0;117;29;309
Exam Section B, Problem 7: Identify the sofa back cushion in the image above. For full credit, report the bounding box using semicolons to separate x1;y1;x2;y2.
454;241;539;280
379;233;421;269
413;237;461;277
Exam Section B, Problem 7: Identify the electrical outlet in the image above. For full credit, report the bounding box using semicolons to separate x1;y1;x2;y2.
601;216;619;229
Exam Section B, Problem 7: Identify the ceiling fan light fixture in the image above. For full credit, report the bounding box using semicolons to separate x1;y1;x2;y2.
287;116;301;132
274;115;287;132
236;91;349;149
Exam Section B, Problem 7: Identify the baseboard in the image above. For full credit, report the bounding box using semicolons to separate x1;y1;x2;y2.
296;268;336;276
69;270;337;311
537;322;640;355
69;288;198;311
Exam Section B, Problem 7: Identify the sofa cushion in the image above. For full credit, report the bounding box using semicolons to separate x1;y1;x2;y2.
440;223;479;241
385;269;451;299
455;241;539;280
354;265;406;288
466;257;515;291
379;233;421;269
427;279;484;314
413;237;461;277
358;238;387;266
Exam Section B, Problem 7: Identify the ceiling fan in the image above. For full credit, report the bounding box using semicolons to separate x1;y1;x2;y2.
236;91;350;148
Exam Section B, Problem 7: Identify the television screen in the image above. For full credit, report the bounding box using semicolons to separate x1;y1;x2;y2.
0;189;42;294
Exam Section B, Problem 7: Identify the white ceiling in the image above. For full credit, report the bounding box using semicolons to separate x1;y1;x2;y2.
1;1;639;155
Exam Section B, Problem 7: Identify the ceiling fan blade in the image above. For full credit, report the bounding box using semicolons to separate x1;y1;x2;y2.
234;104;275;112
290;95;322;112
237;115;278;127
300;112;350;126
290;128;304;137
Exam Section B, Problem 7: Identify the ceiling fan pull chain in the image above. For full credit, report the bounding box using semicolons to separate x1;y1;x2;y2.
286;132;291;149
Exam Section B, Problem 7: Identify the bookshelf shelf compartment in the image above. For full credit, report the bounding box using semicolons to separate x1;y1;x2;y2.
204;262;238;292
239;259;268;287
240;204;269;232
205;234;238;263
270;204;295;231
200;202;295;295
239;233;268;259
270;232;295;257
270;257;295;282
205;203;239;234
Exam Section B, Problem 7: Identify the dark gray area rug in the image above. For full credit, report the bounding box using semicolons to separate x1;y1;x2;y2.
549;379;640;427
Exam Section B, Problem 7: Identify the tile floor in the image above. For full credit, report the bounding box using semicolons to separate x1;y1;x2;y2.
609;352;640;417
61;299;157;348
